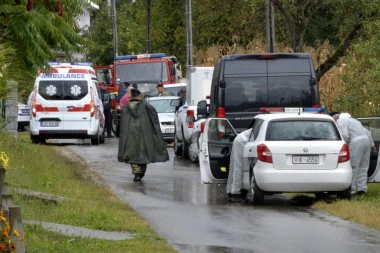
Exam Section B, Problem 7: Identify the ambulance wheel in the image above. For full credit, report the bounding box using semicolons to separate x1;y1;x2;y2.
174;127;182;156
181;127;190;159
250;170;264;205
91;131;100;145
99;133;105;144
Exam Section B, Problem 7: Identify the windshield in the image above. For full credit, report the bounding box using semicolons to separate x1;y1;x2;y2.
116;62;168;82
266;120;341;141
148;99;177;113
38;80;88;100
223;76;312;112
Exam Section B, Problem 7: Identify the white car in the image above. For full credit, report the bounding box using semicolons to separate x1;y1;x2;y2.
199;112;353;204
18;102;31;131
146;96;179;143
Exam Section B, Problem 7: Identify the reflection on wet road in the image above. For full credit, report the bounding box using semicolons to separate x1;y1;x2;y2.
64;138;380;253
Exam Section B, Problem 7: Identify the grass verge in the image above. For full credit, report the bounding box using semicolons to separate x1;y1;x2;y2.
1;130;177;253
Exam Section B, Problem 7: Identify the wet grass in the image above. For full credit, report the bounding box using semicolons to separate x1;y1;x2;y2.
290;184;380;231
1;130;177;253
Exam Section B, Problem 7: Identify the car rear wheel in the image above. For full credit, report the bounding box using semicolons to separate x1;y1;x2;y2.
337;185;351;200
250;171;265;205
174;126;183;156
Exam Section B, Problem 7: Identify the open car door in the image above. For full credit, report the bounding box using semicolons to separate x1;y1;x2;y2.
357;117;380;182
199;118;237;184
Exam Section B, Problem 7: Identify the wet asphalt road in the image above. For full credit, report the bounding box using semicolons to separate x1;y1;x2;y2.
58;138;380;253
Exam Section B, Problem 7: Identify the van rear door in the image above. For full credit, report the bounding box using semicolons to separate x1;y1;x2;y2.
37;80;92;131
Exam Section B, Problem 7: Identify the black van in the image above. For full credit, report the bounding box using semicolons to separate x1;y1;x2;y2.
198;53;320;133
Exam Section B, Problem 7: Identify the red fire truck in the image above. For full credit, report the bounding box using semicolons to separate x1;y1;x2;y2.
94;53;180;136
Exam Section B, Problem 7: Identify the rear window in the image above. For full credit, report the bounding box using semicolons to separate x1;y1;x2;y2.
38;80;88;100
266;120;341;141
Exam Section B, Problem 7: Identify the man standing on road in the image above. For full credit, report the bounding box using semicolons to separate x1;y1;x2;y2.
100;82;113;138
118;88;169;181
330;112;376;196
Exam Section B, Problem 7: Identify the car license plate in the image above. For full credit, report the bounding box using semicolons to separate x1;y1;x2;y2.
40;121;59;127
21;109;30;114
292;155;319;164
165;128;174;133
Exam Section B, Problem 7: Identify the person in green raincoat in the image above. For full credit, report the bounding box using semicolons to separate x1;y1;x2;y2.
118;88;169;181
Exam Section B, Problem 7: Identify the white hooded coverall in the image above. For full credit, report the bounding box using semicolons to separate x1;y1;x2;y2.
226;129;252;195
337;117;374;194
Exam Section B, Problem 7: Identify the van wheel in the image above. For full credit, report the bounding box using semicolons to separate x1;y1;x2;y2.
250;171;264;205
174;127;182;156
181;127;190;159
91;130;100;145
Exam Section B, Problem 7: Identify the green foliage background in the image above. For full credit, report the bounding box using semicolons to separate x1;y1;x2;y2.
0;0;379;116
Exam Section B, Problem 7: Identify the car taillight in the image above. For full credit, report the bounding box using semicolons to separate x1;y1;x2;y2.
186;109;194;128
257;144;272;163
32;106;36;117
217;107;225;118
338;144;350;163
90;104;95;117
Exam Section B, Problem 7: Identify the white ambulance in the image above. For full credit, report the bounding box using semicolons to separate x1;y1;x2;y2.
30;62;105;145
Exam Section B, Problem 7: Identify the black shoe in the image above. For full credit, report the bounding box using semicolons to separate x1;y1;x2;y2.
357;191;366;196
227;193;245;202
140;173;145;179
133;174;141;182
107;135;114;138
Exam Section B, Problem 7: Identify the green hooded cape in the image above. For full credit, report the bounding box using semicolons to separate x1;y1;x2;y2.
118;99;169;164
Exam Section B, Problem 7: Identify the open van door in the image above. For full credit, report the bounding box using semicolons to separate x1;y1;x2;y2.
357;117;380;182
199;118;237;184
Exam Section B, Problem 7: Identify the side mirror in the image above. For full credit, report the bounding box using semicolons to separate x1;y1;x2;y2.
116;78;121;85
197;100;208;118
170;66;176;75
220;80;226;88
309;78;317;86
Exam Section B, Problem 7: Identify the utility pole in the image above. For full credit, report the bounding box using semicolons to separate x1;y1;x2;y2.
186;0;193;68
111;0;118;58
185;0;193;87
266;0;275;53
146;0;151;53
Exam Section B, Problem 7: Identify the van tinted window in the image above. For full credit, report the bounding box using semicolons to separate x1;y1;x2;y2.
38;80;88;100
224;75;312;112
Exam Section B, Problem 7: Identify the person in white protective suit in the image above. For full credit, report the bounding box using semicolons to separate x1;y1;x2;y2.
330;112;376;196
226;129;252;201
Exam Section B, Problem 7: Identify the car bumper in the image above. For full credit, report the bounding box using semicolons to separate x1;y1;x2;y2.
253;161;352;192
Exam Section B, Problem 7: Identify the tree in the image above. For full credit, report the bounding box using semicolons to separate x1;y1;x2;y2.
271;0;380;82
0;0;91;91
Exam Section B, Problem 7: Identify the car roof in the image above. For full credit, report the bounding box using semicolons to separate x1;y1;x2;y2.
255;113;334;121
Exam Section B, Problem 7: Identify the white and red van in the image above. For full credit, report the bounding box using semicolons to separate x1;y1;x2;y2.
30;62;105;145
